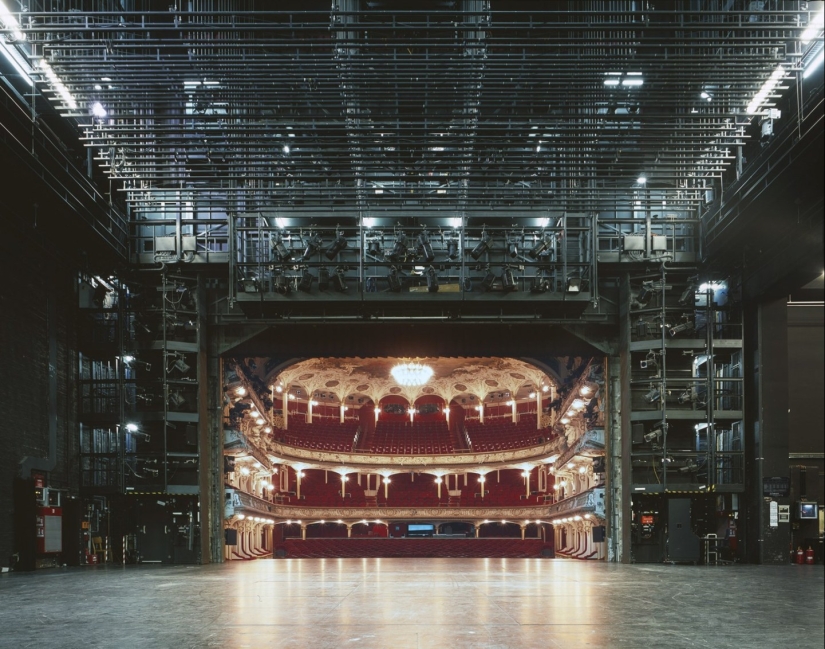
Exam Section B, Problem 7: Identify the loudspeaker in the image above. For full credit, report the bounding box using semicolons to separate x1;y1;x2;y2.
592;525;606;542
224;528;238;546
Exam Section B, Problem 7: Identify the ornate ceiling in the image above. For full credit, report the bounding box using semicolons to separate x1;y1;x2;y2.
267;357;553;404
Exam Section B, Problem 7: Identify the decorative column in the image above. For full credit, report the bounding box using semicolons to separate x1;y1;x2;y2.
478;475;486;498
307;398;314;423
346;524;353;538
383;477;390;499
296;469;303;499
478;404;484;424
511;399;517;423
340;404;346;423
341;473;348;498
301;524;307;541
435;476;442;498
536;389;542;429
524;469;531;497
283;392;289;430
520;524;526;540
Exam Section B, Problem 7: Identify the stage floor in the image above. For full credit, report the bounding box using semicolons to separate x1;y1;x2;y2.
1;558;822;649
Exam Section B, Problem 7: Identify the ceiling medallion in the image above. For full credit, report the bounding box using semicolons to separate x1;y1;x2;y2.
390;362;434;386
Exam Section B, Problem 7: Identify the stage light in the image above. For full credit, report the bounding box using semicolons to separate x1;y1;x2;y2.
318;267;330;291
644;425;665;442
669;318;694;337
271;234;293;261
125;423;139;433
172;358;190;374
91;101;107;118
417;231;435;263
235;387;247;396
446;239;459;260
470;232;491;260
501;267;516;291
367;239;382;257
298;270;315;293
274;275;292;295
507;240;519;258
302;233;323;260
566;278;582;293
644;387;661;403
530;277;549;294
636;175;647;184
0;1;26;41
331;268;347;292
528;237;550;259
387;266;402;292
636;281;655;304
678;283;696;305
426;266;439;293
389;233;409;261
325;232;348;260
480;270;496;291
169;391;187;408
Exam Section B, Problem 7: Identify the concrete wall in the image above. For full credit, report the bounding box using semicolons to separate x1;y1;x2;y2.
0;228;79;569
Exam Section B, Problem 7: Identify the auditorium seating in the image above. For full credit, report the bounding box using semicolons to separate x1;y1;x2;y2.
379;473;443;507
465;413;551;451
279;418;359;452
295;468;367;507
369;420;454;454
276;538;550;558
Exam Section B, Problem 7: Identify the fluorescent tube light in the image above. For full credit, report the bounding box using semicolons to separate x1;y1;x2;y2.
803;50;824;78
801;7;824;44
0;0;25;41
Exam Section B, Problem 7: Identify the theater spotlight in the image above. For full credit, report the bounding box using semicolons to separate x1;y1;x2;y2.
298;269;315;293
318;267;330;291
274;274;292;295
389;233;409;261
644;386;661;403
418;231;435;263
480;269;496;291
530;276;549;293
501;267;516;291
387;266;402;292
331;268;347;292
168;391;187;408
507;238;519;258
636;281;655;304
302;233;323;260
678;282;697;305
426;266;439;293
528;236;550;259
271;234;293;261
367;239;382;257
446;238;459;260
240;275;259;293
644;424;666;442
325;231;348;260
639;351;659;369
470;232;491;260
669;318;695;337
566;277;582;293
679;460;699;473
171;356;190;374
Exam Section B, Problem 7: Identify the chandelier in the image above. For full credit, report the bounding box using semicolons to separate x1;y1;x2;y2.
390;362;434;386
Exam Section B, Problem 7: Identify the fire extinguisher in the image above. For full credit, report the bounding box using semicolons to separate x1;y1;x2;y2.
796;546;805;564
805;546;815;565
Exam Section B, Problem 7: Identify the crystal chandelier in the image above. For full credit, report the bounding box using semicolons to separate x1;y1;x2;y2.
390;362;434;386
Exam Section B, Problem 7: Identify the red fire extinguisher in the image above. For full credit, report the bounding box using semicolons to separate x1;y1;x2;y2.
796;546;805;564
805;546;815;565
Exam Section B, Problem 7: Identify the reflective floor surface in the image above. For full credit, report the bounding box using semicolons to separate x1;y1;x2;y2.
1;558;822;649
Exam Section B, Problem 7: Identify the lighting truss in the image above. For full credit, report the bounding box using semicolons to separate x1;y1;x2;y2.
7;1;817;222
